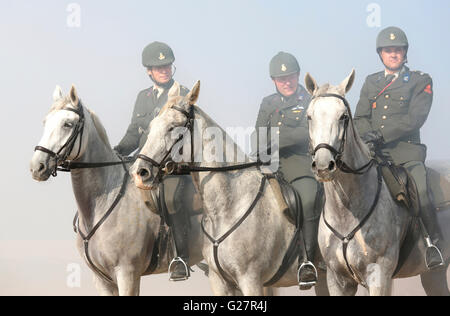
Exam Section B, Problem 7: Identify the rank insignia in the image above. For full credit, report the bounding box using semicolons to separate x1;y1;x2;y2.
424;84;432;94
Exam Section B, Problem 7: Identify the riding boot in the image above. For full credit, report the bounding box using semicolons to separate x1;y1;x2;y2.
419;206;444;269
298;217;319;290
168;211;191;281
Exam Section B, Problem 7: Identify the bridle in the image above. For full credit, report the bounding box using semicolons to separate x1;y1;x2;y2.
309;93;375;175
35;102;86;177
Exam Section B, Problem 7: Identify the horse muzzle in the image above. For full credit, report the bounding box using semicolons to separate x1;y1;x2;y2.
311;156;337;183
30;157;53;182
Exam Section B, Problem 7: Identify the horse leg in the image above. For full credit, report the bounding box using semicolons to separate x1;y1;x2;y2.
208;270;240;296
366;264;393;296
327;270;358;296
238;276;265;296
93;274;118;296
420;264;450;296
263;287;279;296
116;269;141;296
314;268;330;296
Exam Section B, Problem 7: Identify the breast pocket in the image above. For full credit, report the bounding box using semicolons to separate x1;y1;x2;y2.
388;92;411;114
135;112;149;133
282;107;306;128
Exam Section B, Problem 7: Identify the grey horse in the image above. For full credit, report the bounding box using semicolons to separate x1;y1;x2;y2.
131;81;330;296
305;70;449;296
29;85;204;295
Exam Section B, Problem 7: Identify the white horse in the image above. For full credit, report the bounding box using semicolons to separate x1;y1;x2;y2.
130;81;330;296
30;85;204;295
305;70;449;296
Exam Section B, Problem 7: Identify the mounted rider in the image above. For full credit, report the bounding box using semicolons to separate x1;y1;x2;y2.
115;41;195;281
254;52;321;289
354;26;444;269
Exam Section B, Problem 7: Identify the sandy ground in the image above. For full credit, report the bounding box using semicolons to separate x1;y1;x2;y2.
0;240;447;296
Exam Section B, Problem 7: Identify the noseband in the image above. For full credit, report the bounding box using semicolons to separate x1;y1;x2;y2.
35;103;85;177
310;93;374;175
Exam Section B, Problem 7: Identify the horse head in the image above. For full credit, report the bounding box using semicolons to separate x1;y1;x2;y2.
305;69;358;182
30;85;88;181
131;81;200;190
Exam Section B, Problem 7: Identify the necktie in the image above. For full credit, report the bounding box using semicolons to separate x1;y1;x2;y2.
385;74;396;85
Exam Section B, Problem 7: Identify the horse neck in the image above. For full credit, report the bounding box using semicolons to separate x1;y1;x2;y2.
192;108;260;225
324;122;379;224
70;113;124;227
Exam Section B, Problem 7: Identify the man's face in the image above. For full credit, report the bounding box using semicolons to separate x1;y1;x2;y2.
147;64;173;85
273;73;299;97
380;46;406;72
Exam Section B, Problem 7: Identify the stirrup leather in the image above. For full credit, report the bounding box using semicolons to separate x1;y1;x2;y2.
168;257;190;281
297;261;318;287
425;237;444;269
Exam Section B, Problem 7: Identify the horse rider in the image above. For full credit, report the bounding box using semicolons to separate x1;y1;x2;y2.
354;26;444;269
254;52;321;289
114;41;195;281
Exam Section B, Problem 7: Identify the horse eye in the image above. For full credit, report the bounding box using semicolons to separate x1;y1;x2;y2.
307;115;312;121
168;126;174;132
64;122;74;128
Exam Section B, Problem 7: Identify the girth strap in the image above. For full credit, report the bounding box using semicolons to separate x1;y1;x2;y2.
323;164;382;282
201;175;267;286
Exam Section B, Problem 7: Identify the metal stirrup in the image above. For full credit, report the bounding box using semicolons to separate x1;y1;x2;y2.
168;257;190;281
297;261;318;287
425;237;444;269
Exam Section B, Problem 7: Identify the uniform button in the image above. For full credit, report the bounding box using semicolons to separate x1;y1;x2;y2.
385;94;390;99
296;117;299;120
381;125;385;129
276;130;280;135
382;115;387;120
281;114;285;118
278;122;282;126
384;106;388;110
400;96;404;100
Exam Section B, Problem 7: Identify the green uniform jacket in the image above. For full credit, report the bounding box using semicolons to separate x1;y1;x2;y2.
354;66;433;164
255;85;312;182
115;82;190;156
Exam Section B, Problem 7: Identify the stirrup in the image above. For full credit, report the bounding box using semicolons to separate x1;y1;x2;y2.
425;237;444;269
168;257;190;281
297;261;318;289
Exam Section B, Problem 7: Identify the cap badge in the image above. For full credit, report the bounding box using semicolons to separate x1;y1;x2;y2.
390;33;396;40
281;64;287;72
159;52;166;60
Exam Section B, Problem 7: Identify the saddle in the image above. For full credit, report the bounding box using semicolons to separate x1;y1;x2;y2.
267;173;303;227
379;162;420;216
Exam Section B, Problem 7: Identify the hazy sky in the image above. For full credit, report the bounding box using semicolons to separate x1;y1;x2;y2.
0;0;449;295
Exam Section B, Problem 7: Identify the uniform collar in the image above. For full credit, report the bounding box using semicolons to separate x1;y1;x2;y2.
279;85;308;103
384;65;406;80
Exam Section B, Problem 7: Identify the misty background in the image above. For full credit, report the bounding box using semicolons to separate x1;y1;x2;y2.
0;0;449;295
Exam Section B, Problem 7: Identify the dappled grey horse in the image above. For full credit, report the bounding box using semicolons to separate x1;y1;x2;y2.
131;81;329;296
29;85;204;295
305;70;449;296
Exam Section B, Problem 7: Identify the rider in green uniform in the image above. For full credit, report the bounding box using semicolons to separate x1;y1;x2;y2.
254;52;321;289
115;41;195;280
354;27;444;269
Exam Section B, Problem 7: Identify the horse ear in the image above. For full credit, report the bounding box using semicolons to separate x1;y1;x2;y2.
338;69;355;94
168;81;181;98
305;73;318;96
69;84;79;107
186;80;200;106
53;85;63;101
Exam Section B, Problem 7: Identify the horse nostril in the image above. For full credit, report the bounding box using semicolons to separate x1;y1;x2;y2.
328;160;336;171
312;161;317;170
38;163;45;172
